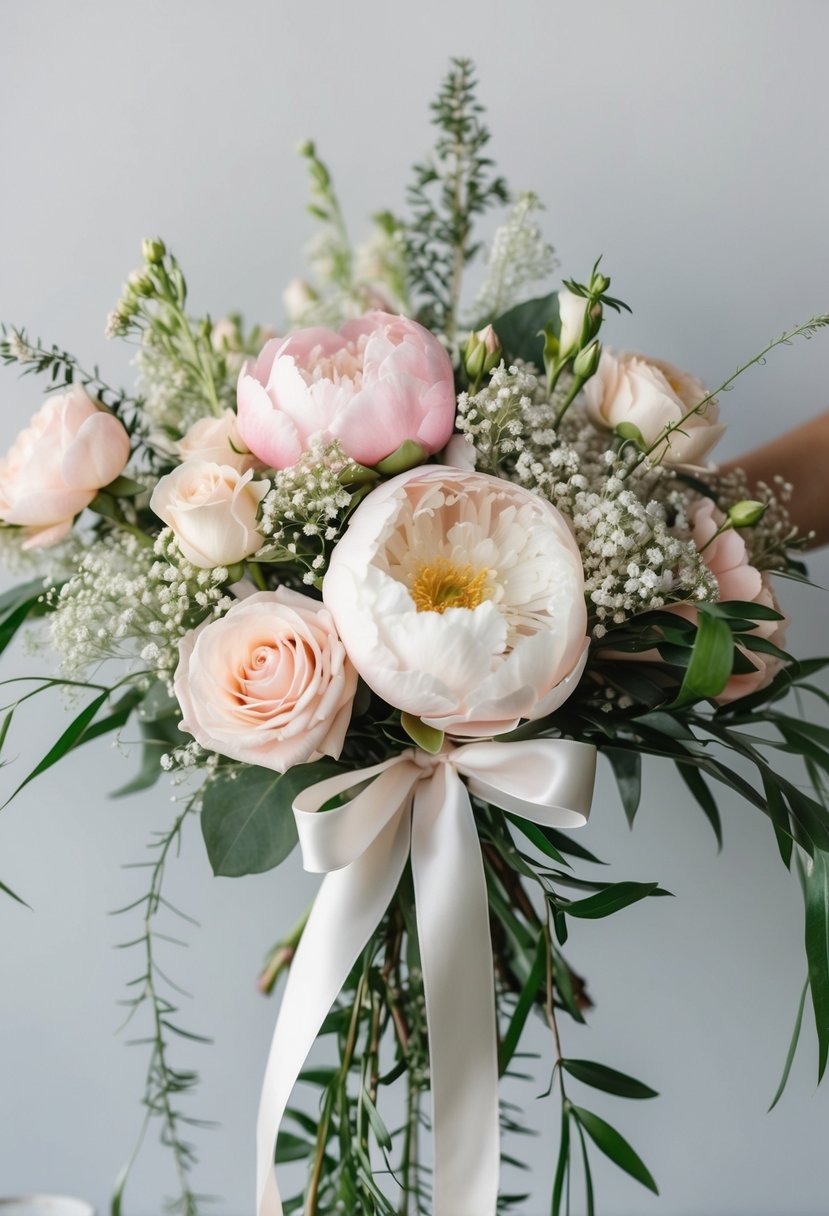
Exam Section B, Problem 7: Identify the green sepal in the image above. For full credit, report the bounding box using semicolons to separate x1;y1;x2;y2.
374;440;427;476
400;712;444;754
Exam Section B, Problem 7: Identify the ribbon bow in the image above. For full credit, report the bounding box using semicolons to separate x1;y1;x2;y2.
257;738;596;1216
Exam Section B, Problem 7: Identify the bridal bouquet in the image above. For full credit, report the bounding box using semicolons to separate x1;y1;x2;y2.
3;59;829;1216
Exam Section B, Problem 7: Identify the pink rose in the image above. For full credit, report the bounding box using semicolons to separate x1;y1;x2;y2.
178;409;263;473
583;349;725;467
323;466;588;737
0;386;131;548
236;311;456;470
678;498;787;703
174;589;358;772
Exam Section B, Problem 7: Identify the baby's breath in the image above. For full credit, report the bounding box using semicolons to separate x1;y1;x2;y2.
50;529;233;678
258;440;359;585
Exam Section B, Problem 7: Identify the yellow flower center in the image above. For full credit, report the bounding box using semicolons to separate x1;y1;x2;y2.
410;557;489;614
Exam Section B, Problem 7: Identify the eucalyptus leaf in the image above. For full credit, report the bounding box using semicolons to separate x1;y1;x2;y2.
201;760;341;877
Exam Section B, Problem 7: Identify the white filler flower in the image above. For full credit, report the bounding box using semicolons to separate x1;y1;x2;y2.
323;466;588;737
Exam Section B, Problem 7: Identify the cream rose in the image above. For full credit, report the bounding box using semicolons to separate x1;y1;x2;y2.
174;589;357;772
178;409;263;473
150;460;269;568
323;466;588;737
0;386;131;548
583;349;725;467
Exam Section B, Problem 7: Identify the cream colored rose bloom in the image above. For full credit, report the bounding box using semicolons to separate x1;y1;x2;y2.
583;349;725;467
178;409;263;473
0;386;131;548
174;589;357;772
150;460;269;568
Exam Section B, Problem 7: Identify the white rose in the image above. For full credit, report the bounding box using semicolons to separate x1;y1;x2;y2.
178;409;263;473
150;460;269;568
582;349;725;467
557;288;590;358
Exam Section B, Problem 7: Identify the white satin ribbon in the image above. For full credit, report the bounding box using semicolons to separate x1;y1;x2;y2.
256;738;596;1216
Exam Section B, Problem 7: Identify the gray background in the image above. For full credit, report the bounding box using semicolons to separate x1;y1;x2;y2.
1;1;828;1212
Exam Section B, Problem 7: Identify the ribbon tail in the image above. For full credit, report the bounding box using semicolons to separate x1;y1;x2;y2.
411;763;500;1216
256;805;411;1216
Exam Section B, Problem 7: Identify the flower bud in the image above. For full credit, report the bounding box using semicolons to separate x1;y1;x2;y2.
573;340;601;381
282;278;318;323
727;499;767;528
126;269;154;298
463;324;502;383
141;237;166;265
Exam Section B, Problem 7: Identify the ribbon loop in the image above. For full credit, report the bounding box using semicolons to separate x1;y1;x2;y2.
257;737;596;1216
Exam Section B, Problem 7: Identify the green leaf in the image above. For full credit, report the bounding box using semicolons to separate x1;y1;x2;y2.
768;979;809;1111
201;760;340;877
490;291;559;367
275;1131;314;1164
361;1085;392;1150
400;711;444;754
604;748;641;827
506;814;567;865
541;826;606;866
2;689;110;809
572;1106;659;1194
560;881;665;920
104;474;146;497
550;1105;570;1216
802;849;829;1081
499;932;546;1075
562;1058;658;1100
0;875;31;908
670;610;734;708
676;762;723;849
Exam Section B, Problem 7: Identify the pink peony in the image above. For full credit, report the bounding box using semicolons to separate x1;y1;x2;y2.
0;386;131;548
236;311;456;470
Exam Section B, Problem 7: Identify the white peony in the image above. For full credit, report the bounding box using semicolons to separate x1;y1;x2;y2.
323;466;588;737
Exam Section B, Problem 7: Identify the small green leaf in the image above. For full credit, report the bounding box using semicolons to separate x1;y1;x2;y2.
104;474;146;497
670;610;734;708
615;421;646;449
562;1058;658;1100
802;849;829;1081
506;814;567;864
0;875;31;908
769;979;809;1111
499;932;546;1075
361;1085;392;1150
551;1105;570;1216
604;748;642;827
275;1131;314;1163
677;762;723;850
560;881;665;920
573;1106;659;1194
400;712;444;754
